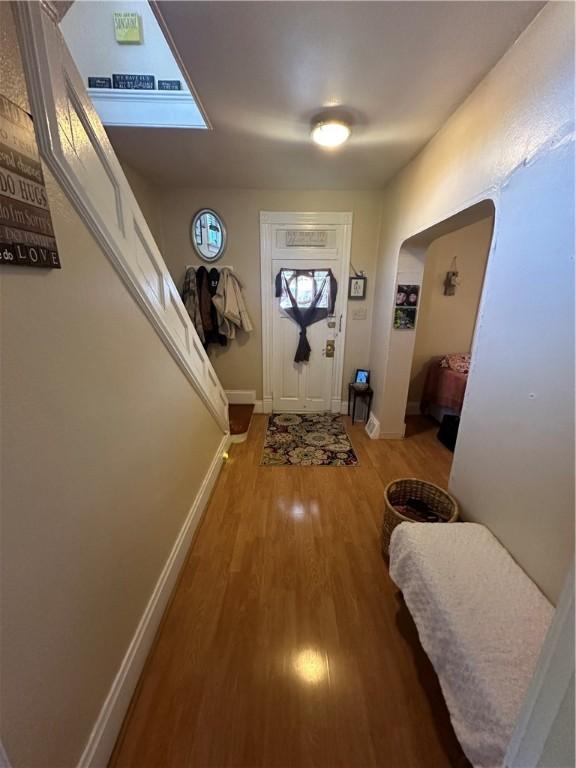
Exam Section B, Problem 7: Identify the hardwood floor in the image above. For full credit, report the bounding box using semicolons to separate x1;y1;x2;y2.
111;415;469;768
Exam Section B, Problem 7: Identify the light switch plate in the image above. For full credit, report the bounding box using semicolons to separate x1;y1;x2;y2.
353;309;367;320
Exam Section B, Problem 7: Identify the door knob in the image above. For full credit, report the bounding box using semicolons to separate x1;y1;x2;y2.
325;340;335;358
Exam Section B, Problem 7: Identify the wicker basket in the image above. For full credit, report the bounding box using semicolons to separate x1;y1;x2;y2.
381;478;459;557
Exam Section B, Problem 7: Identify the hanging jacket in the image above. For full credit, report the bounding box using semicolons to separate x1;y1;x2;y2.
181;266;205;343
212;268;254;339
198;267;226;348
196;266;213;336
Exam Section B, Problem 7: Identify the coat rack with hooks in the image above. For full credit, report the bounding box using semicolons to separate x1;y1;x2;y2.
181;264;251;348
185;264;235;272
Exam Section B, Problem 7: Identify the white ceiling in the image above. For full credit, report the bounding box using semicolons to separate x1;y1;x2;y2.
107;1;544;190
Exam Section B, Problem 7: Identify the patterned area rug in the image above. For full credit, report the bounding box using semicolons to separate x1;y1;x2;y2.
261;413;359;466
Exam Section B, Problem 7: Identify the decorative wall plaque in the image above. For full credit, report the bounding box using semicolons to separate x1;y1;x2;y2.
0;94;60;269
349;276;367;300
158;80;181;91
88;77;112;89
285;230;327;247
112;74;155;90
113;12;142;44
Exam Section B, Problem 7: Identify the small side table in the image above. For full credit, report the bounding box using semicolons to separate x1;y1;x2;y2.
348;383;374;424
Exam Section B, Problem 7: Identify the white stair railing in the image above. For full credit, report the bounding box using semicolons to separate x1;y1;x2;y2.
13;2;229;433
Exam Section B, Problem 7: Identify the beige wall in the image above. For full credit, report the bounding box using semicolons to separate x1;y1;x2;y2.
156;188;382;400
408;216;492;403
0;6;223;767
122;160;165;250
369;2;574;603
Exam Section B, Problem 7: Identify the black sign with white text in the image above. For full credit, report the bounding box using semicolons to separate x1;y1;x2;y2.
0;240;59;268
112;74;155;90
88;77;112;89
158;80;181;91
0;94;60;269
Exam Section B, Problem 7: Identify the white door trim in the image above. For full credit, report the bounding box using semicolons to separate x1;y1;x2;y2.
260;211;352;414
504;563;575;768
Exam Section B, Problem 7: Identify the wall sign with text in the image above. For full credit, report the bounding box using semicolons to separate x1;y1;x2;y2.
0;94;60;269
88;77;112;89
113;12;142;44
158;80;181;91
285;230;327;247
112;74;155;90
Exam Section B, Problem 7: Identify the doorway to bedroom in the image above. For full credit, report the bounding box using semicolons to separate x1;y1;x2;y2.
394;201;495;455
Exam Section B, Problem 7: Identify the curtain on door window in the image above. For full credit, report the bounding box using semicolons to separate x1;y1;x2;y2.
275;268;337;362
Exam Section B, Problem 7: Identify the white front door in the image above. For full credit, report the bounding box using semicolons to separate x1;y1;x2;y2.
272;259;337;412
261;213;352;414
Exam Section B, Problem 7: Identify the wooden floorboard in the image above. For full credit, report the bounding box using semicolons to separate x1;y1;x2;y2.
111;415;470;768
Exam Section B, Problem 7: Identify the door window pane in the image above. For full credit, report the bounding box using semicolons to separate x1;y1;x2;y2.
279;270;329;310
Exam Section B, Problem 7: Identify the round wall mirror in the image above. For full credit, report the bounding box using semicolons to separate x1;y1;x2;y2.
190;209;227;262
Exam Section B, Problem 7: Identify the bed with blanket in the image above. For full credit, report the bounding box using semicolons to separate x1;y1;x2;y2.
420;353;470;421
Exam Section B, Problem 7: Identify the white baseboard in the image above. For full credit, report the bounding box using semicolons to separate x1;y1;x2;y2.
78;432;230;768
225;389;256;405
262;396;273;414
380;422;407;440
406;401;421;416
254;400;264;414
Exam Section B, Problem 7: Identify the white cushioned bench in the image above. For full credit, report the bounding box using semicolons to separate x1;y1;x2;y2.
389;522;553;768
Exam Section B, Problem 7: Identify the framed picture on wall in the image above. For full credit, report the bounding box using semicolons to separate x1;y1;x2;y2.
396;284;420;307
394;307;417;330
349;276;367;299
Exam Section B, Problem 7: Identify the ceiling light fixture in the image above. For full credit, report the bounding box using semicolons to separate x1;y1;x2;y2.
311;119;351;148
